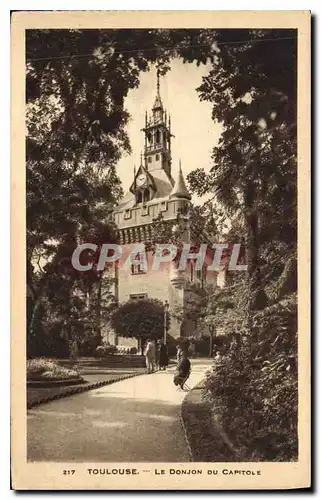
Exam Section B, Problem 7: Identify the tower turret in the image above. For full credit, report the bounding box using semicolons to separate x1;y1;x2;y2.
170;160;191;200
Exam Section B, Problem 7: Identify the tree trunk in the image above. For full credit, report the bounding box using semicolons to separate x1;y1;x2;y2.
139;338;145;356
96;273;102;340
209;330;213;358
27;296;44;358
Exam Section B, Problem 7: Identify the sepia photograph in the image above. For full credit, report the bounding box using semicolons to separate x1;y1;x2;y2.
11;10;310;490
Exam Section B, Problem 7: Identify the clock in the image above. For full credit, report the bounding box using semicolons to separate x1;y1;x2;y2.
136;173;147;186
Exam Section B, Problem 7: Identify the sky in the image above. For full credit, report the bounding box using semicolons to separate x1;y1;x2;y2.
116;59;222;204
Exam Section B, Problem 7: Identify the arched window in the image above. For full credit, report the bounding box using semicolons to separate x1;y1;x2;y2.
155;129;160;144
148;156;152;163
147;132;152;143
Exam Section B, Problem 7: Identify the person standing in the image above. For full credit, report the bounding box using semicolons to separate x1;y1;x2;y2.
144;339;156;374
158;339;168;370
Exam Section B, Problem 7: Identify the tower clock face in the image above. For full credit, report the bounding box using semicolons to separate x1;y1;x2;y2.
136;173;147;186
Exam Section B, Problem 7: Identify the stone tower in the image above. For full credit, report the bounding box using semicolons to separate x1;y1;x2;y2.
112;72;193;344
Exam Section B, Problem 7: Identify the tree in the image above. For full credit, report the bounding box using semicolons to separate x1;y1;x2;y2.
110;298;170;354
188;29;297;313
26;28;181;354
26;27;226;354
184;30;298;460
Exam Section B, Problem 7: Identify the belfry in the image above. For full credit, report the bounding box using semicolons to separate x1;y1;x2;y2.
109;71;211;346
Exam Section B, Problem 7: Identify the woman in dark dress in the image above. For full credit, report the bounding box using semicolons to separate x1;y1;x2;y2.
158;340;168;370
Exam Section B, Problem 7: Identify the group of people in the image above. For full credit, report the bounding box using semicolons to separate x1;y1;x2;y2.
143;339;191;390
143;339;169;374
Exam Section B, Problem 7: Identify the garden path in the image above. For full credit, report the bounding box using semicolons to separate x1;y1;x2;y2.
27;359;211;462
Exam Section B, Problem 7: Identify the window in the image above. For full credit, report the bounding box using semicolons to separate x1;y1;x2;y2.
144;189;150;202
130;293;148;300
124;209;131;220
141;204;149;216
136;191;142;204
155;129;160;144
160;201;167;212
148;156;152;163
156;154;159;161
131;264;146;275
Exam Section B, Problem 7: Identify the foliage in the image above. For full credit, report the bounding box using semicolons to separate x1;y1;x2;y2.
188;29;297;310
187;336;211;357
27;358;80;381
183;30;298;460
26;29;298;460
95;344;140;357
110;298;169;351
204;293;297;461
25;28;222;356
25;28;180;357
95;344;118;357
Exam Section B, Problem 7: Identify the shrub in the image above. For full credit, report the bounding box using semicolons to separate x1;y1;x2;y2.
105;344;117;355
203;294;298;461
27;358;57;376
27;358;79;381
187;336;210;356
95;345;105;357
95;344;118;357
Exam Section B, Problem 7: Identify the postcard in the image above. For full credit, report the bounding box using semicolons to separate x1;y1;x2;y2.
11;10;310;490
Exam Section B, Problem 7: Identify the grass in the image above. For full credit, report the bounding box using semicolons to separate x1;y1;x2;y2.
181;381;238;462
27;368;145;408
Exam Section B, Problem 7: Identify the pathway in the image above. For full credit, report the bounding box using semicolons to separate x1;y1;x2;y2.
27;359;212;462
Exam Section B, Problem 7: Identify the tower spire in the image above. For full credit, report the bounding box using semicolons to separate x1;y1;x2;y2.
152;68;163;110
156;68;160;97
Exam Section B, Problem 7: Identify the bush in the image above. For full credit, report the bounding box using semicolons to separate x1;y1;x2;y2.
187;336;210;356
165;334;178;357
95;346;105;357
203;294;298;461
95;344;117;357
27;358;79;381
105;344;117;355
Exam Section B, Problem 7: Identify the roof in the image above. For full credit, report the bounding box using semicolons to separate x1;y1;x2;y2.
115;168;174;211
170;162;191;200
152;94;163;110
